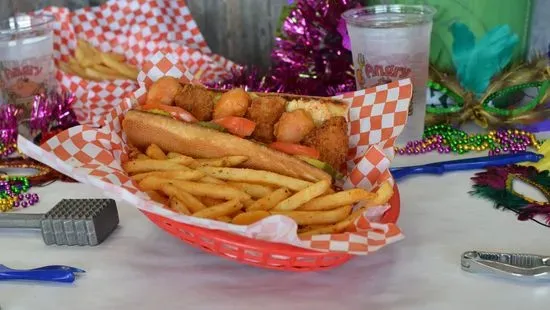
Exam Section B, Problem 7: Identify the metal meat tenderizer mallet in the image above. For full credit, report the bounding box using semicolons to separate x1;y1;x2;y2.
0;199;119;246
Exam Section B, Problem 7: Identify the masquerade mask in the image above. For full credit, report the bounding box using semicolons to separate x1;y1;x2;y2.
426;23;550;129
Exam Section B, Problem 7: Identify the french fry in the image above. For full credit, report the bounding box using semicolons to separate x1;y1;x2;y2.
231;211;244;218
198;167;312;191
242;198;255;208
84;67;122;81
231;210;271;225
161;184;206;213
167;152;183;159
194;156;249;167
216;216;233;223
271;205;352;226
200;176;226;185
136;154;150;160
324;188;335;195
166;156;197;166
364;181;394;206
228;182;273;199
154;157;221;184
170;180;251;201
273;179;330;211
145;144;167;160
138;161;226;188
166;152;203;168
131;170;204;182
169;197;191;215
145;190;169;205
297;224;326;233
123;159;189;174
68;61;97;80
74;43;87;67
76;39;102;67
246;188;292;211
100;52;139;80
192;199;243;219
298;206;366;238
138;176;172;191
298;224;340;237
67;56;79;66
298;188;377;211
106;52;126;62
93;64;121;75
200;197;226;207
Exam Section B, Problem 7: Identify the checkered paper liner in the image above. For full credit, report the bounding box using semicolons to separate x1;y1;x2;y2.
41;0;235;127
18;52;413;255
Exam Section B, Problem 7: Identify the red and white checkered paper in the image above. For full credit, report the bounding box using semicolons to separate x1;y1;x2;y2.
18;51;413;255
41;0;235;127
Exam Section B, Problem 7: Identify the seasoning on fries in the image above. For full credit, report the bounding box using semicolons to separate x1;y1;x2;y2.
123;144;394;238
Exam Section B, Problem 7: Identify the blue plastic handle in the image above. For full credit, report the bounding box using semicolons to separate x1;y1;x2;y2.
391;152;543;181
0;265;85;283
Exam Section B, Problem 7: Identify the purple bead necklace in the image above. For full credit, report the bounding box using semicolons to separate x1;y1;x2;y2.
0;176;39;212
395;125;543;156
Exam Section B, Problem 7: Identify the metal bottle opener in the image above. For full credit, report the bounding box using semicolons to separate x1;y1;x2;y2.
461;250;550;280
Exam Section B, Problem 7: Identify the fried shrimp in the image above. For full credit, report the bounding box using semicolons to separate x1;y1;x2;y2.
274;109;315;143
213;88;250;119
146;76;182;105
174;84;217;121
303;116;347;169
246;96;286;143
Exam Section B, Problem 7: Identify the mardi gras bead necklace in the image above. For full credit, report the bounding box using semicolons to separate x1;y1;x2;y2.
0;142;17;158
0;176;39;212
395;124;543;156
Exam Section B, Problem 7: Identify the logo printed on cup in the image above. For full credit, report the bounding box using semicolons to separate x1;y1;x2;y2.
356;53;412;81
355;53;415;115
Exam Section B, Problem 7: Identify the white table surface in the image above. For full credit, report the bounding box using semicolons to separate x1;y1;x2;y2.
1;154;550;310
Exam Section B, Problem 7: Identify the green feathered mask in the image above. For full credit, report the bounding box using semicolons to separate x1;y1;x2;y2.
426;23;550;129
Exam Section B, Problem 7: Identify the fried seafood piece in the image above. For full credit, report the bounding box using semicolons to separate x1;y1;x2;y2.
303;116;348;169
245;95;286;143
174;84;217;121
274;109;316;143
213;88;250;119
147;76;182;105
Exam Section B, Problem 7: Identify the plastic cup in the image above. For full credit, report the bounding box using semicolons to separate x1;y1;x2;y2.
342;5;436;145
0;13;56;118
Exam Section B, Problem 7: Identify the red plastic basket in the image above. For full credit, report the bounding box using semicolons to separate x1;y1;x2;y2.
142;184;401;272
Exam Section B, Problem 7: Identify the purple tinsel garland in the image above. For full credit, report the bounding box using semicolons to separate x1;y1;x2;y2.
0;104;19;147
30;91;79;134
0;92;78;157
208;0;361;97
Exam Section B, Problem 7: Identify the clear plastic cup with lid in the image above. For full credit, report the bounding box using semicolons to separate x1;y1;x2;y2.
0;13;56;118
342;5;436;145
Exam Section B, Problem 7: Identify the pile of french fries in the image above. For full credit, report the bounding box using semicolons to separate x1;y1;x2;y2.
123;144;394;238
58;39;139;81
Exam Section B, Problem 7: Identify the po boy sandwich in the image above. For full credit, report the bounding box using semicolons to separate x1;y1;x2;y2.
122;77;350;182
